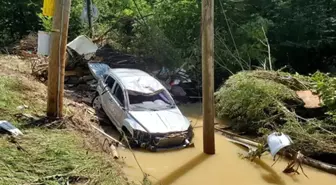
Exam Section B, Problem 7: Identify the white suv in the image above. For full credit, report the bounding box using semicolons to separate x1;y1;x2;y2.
89;63;194;151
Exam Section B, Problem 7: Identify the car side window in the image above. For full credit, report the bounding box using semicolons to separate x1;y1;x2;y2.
113;83;125;107
105;76;115;90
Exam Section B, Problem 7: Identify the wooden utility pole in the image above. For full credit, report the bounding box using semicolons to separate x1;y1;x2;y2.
202;0;215;154
86;0;93;38
47;0;72;118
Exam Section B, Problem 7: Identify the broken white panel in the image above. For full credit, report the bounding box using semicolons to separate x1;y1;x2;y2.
0;121;23;136
67;35;98;59
267;132;293;156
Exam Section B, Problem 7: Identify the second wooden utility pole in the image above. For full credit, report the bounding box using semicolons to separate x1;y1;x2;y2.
202;0;215;154
86;0;93;38
47;0;72;118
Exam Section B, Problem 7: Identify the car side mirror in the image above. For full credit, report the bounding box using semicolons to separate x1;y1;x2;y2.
101;84;109;96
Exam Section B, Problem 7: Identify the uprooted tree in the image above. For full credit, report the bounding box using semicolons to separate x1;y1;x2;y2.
215;70;336;160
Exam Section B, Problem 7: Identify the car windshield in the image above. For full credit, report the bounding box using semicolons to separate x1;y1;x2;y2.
128;90;175;111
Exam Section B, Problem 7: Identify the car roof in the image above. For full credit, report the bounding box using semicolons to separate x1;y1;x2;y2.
108;68;165;94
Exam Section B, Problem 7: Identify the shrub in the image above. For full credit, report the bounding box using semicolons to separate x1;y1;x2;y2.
215;70;303;133
215;70;336;156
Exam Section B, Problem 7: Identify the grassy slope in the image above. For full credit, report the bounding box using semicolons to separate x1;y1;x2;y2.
0;56;129;185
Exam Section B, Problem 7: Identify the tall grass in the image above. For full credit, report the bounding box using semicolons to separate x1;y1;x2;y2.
0;76;129;185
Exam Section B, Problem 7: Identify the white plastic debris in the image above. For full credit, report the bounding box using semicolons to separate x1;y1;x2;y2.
267;132;293;156
16;105;29;111
67;35;98;60
37;31;51;56
0;121;23;136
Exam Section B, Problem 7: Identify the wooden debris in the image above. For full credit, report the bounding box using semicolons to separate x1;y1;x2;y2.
110;144;119;159
296;90;321;108
283;151;308;178
90;124;125;147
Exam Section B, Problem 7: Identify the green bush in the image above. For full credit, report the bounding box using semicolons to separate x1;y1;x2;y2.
215;70;336;155
215;70;303;133
311;71;336;119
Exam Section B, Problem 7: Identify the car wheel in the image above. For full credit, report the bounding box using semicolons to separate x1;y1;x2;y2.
92;94;102;110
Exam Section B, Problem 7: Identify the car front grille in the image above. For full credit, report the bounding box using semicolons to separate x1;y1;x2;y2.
133;126;194;149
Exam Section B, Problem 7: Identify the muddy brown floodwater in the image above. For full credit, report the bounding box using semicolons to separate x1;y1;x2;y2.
117;104;336;185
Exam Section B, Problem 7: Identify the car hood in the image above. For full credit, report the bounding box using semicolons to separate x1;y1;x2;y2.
129;108;190;133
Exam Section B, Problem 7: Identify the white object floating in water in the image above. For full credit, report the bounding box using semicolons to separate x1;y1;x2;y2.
267;132;293;157
0;120;23;136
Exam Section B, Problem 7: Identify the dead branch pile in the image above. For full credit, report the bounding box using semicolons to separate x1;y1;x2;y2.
28;43;151;86
9;32;38;56
4;33;50;82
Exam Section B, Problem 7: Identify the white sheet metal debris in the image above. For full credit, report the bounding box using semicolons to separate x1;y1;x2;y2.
0;121;23;136
267;132;293;156
67;35;98;59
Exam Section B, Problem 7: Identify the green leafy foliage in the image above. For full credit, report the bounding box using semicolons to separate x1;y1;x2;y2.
0;0;42;47
311;72;336;119
215;70;301;133
37;12;53;32
215;70;336;156
3;0;336;78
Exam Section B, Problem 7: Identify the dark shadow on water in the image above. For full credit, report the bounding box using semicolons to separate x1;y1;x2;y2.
228;141;287;185
253;158;287;185
155;153;211;185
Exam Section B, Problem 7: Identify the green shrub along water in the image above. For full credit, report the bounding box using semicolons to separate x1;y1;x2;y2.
215;70;336;157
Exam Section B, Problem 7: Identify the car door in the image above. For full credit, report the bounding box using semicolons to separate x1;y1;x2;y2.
97;74;108;95
109;82;127;128
100;75;119;126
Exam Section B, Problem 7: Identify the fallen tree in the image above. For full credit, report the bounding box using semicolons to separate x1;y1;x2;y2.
215;126;336;175
215;70;336;162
